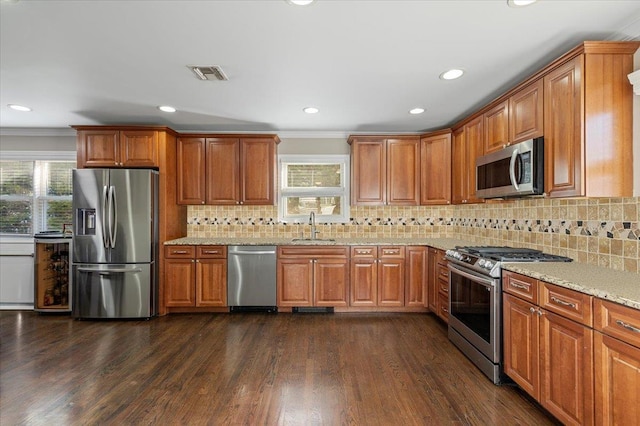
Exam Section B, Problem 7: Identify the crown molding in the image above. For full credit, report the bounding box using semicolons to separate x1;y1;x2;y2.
629;70;640;95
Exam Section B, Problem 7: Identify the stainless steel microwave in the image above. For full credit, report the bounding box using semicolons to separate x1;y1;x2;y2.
476;137;544;199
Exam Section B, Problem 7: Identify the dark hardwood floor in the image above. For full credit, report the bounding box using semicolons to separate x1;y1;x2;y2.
0;311;556;425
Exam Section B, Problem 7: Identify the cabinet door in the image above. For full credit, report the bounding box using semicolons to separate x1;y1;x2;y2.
451;127;466;204
78;130;119;168
176;137;206;205
120;130;157;167
420;132;451;205
503;293;539;399
427;248;438;312
196;259;227;307
206;138;240;204
350;259;377;306
387;138;420;205
540;310;594;426
378;258;404;307
165;258;195;307
510;79;544;143
241;138;276;205
277;258;313;307
483;100;509;154
464;116;485;204
544;56;583;198
314;258;349;307
595;332;640;426
351;139;386;205
405;246;426;307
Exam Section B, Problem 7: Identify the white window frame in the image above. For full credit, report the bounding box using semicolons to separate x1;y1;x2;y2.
278;154;350;224
0;151;76;235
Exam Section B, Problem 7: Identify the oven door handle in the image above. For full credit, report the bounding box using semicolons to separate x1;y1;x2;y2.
448;264;496;288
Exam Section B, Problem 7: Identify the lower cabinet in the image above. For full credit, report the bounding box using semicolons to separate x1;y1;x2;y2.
405;246;427;307
277;246;349;307
350;246;405;307
503;271;594;426
594;299;640;426
164;245;227;308
426;247;449;321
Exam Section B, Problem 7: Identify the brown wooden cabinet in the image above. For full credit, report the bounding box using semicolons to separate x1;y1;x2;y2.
509;79;544;143
176;135;279;205
420;130;451;205
349;136;420;206
277;246;349;308
405;246;427;307
452;116;484;205
483;100;509;154
350;246;405;307
427;247;439;312
543;42;638;198
164;245;227;309
425;247;448;320
76;128;158;168
594;299;640;426
503;271;595;426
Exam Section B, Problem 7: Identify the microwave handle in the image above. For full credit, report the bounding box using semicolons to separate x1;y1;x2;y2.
509;148;520;190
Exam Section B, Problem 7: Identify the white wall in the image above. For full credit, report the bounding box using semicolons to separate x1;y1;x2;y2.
0;135;76;151
634;48;639;196
278;137;349;155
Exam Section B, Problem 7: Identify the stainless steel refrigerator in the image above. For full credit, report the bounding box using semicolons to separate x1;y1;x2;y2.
72;169;158;319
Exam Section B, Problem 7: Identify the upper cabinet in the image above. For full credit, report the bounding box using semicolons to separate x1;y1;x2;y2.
483;100;509;154
543;42;638;198
176;135;279;205
509;79;544;144
452;116;484;205
420;130;451;205
349;136;420;206
76;128;158;168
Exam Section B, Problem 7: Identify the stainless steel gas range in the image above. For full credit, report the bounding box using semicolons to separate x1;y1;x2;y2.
445;246;572;384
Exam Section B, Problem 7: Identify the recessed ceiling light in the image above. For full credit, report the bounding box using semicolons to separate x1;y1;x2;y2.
303;107;319;114
158;105;176;113
286;0;315;5
507;0;537;7
409;108;425;115
439;69;465;80
8;104;31;112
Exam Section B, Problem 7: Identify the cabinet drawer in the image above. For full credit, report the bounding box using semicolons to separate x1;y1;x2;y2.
503;271;538;303
438;276;449;295
379;246;405;258
437;264;449;281
351;246;377;258
196;246;227;259
438;292;449;321
436;250;447;267
164;245;195;258
540;282;593;327
278;246;349;258
595;299;640;349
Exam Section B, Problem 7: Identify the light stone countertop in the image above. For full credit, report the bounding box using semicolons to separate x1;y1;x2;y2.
164;237;640;311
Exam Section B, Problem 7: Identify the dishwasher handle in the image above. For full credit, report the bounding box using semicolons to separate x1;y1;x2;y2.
229;250;276;255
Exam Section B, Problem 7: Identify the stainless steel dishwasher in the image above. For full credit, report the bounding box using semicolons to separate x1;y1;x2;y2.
227;246;277;312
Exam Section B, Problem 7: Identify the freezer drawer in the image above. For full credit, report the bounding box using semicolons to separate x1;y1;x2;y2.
72;263;155;319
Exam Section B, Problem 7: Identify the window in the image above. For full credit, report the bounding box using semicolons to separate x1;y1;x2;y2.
278;155;350;223
0;152;76;235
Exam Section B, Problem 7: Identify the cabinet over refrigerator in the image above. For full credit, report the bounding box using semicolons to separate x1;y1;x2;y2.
72;169;158;319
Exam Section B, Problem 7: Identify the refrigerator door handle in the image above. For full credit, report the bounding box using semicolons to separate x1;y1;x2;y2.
77;267;143;274
109;185;117;249
101;185;109;248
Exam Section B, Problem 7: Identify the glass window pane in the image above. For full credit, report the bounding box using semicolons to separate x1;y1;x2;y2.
45;162;74;196
0;200;32;234
0;161;34;196
286;164;341;188
42;200;73;231
284;196;341;216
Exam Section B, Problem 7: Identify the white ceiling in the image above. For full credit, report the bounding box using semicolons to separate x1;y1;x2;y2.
1;0;640;137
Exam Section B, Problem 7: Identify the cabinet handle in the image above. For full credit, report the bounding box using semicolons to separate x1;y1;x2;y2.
529;307;542;316
529;307;536;314
616;319;640;334
203;250;218;254
550;296;576;309
173;250;188;254
510;282;530;291
442;307;449;313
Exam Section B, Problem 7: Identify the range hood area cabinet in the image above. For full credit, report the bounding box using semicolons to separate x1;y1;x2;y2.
348;135;420;206
176;135;280;205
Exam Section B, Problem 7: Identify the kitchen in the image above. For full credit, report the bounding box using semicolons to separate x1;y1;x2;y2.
2;1;640;424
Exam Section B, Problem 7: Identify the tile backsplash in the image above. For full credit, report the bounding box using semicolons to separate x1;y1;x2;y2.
187;197;640;273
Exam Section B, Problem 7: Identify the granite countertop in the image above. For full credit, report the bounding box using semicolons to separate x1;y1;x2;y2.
502;263;640;311
164;237;639;311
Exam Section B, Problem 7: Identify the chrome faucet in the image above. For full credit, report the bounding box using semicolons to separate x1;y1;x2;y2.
309;211;319;240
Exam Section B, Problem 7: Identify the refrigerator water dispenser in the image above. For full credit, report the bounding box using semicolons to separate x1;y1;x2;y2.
76;208;96;235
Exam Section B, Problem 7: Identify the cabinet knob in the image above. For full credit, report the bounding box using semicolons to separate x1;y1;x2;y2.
201;201;205;204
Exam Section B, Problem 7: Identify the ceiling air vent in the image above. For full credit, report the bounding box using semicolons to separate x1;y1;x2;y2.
188;65;228;81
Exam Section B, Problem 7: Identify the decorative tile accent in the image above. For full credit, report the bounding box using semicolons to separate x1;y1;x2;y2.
186;197;640;273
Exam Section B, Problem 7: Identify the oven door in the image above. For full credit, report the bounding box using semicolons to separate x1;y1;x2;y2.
448;263;501;363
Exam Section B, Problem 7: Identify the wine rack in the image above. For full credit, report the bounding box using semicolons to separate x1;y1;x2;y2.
34;239;71;312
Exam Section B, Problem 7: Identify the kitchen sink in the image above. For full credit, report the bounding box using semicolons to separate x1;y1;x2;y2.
290;238;336;243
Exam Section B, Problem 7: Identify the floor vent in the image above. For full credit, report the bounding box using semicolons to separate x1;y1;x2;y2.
292;307;334;314
229;306;277;313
